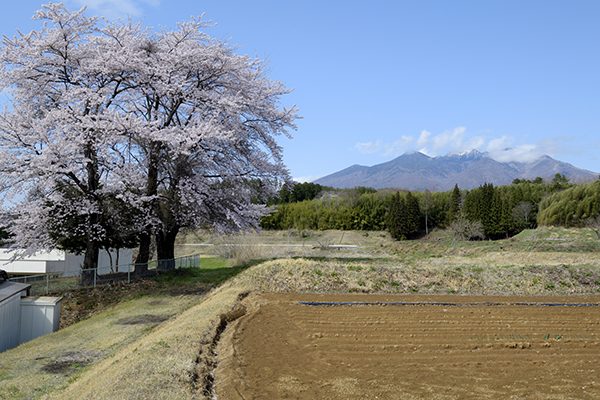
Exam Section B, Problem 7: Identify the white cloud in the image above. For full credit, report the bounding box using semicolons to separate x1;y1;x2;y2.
354;127;478;158
488;144;542;163
431;126;466;150
465;135;486;151
69;0;159;19
355;139;382;154
425;126;487;155
487;138;565;163
416;130;431;147
486;135;514;152
353;127;570;165
383;135;414;156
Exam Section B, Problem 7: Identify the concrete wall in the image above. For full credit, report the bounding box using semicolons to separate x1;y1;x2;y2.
20;296;62;344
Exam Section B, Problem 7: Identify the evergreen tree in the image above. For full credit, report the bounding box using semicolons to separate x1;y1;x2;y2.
386;192;408;240
447;184;462;224
405;191;421;238
462;189;479;222
550;173;571;192
478;183;499;237
498;193;514;238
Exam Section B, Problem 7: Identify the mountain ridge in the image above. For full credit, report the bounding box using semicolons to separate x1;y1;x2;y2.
314;150;598;191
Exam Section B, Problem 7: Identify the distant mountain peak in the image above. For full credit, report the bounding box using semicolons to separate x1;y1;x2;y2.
314;149;598;191
443;149;486;159
459;149;485;156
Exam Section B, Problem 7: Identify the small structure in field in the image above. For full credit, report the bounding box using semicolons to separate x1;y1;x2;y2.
0;274;62;353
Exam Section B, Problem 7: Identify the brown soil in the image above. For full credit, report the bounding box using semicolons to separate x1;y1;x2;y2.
215;293;600;399
39;351;95;374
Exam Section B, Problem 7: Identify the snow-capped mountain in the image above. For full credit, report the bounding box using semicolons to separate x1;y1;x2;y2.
314;151;598;190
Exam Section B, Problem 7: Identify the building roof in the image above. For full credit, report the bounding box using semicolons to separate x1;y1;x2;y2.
0;281;31;303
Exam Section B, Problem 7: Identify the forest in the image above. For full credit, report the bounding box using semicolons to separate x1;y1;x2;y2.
260;174;600;240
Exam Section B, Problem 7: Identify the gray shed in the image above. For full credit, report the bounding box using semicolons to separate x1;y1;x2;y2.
0;280;62;353
0;281;31;353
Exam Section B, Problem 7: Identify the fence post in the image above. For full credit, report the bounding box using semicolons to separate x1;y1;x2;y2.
93;269;96;289
46;274;49;295
127;265;131;284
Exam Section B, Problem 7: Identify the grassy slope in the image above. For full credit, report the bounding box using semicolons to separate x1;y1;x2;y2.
1;227;599;399
49;287;244;400
0;294;202;399
0;258;244;400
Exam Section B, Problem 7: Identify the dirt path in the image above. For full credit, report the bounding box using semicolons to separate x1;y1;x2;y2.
215;293;600;399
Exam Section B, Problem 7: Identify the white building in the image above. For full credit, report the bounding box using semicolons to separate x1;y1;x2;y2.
0;248;133;277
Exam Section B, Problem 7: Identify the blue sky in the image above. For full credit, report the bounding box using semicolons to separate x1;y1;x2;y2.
2;1;599;182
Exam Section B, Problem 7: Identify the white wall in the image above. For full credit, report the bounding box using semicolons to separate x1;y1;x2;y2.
0;248;133;276
97;249;133;275
20;296;62;344
0;249;65;275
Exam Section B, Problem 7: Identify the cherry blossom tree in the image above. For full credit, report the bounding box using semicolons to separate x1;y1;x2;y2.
0;4;297;279
120;15;298;270
0;5;147;283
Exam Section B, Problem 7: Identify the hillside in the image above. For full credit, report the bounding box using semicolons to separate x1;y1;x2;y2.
314;150;598;190
2;228;600;399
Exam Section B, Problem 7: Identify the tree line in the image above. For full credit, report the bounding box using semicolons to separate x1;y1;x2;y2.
261;174;600;240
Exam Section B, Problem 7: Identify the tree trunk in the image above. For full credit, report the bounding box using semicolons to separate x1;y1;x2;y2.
134;142;160;276
106;247;114;273
81;218;100;286
81;244;99;286
134;232;151;276
81;142;101;285
156;226;179;270
155;156;186;271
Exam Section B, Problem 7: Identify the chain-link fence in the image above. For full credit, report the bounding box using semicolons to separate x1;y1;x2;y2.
8;254;202;296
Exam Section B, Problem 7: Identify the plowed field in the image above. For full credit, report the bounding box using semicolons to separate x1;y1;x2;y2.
215;293;600;399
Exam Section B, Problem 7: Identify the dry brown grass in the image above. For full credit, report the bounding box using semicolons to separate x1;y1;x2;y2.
208;234;283;266
47;287;244;400
0;293;203;400
175;229;392;260
220;256;600;296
